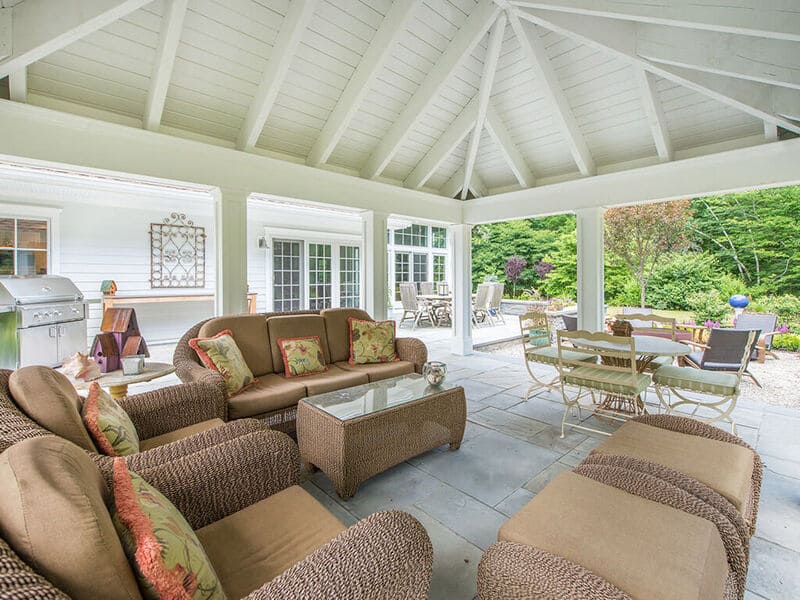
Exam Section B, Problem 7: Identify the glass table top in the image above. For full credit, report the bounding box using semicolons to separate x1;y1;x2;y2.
303;373;459;422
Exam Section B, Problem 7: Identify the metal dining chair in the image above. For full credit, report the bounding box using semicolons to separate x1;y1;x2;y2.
681;327;762;387
561;314;578;331
735;312;782;363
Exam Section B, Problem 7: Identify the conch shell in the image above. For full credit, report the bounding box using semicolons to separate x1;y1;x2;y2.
62;352;101;381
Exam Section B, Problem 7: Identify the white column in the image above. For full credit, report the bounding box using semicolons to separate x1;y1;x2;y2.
214;188;249;316
361;210;389;320
449;223;473;355
575;207;605;331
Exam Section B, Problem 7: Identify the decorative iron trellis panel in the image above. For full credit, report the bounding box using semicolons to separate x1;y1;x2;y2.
150;213;206;288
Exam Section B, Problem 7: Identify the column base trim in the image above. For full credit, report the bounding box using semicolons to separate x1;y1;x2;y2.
450;336;474;356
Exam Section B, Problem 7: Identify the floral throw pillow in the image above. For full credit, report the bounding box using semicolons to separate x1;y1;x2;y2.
112;459;226;600
277;336;328;378
189;329;256;397
82;382;140;456
348;317;398;365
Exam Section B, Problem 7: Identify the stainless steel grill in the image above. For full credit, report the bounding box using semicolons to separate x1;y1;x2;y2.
0;275;88;369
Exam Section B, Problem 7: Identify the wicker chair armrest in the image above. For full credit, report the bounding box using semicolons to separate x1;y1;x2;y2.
245;510;432;600
123;425;300;529
395;337;428;374
119;381;227;439
477;542;631;600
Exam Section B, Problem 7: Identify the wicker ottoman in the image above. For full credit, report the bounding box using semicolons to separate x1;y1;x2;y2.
297;374;466;499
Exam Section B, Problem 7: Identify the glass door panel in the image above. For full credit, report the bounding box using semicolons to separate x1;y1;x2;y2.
308;243;332;309
339;245;360;308
273;240;302;311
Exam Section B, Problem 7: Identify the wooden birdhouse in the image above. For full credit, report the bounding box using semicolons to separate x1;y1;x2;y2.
100;280;118;295
90;333;120;373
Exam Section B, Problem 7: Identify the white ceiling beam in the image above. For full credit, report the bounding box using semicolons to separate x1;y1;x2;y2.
509;0;800;42
485;104;535;187
442;166;487;199
0;9;10;61
307;0;422;167
143;0;187;131
0;0;153;78
8;67;25;102
773;87;800;121
360;0;500;179
237;0;316;151
634;67;672;162
517;9;800;135
405;97;478;189
462;13;506;199
764;122;779;141
509;12;595;176
636;25;800;91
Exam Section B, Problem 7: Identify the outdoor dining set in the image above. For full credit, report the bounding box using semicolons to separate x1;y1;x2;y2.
521;309;779;436
398;281;507;329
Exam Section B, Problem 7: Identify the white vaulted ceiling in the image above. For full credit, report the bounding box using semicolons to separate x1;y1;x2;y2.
1;0;797;199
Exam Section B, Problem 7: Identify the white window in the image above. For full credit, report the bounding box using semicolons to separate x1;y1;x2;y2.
272;239;302;311
308;243;332;310
339;246;360;308
0;218;49;275
433;254;447;283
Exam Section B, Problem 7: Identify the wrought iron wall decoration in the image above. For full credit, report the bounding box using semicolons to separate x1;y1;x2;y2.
149;213;206;288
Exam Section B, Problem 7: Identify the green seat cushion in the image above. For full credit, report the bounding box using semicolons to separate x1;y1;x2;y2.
643;354;673;372
563;365;650;396
653;365;739;396
525;346;596;366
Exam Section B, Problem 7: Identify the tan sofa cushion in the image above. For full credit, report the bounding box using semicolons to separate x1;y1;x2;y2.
595;420;755;513
9;366;98;453
267;315;331;373
0;437;141;600
199;315;272;377
138;418;224;451
227;375;307;419
335;360;415;382
500;471;729;600
196;485;346;599
320;307;372;363
299;365;369;396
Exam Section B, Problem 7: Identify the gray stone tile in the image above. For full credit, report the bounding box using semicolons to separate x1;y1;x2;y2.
448;368;483;382
558;436;602;467
746;537;800;599
300;481;358;526
466;398;489;414
527;426;590;455
413;485;507;550
458;379;508;402
413;429;561;505
757;413;800;462
524;461;571;495
481;392;525;410
744;590;768;600
508;398;569;427
762;454;800;480
468;407;548;444
473;368;528;389
494;488;535;517
404;506;483;600
752;470;800;552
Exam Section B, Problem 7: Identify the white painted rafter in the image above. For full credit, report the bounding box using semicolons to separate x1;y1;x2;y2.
143;0;187;131
509;0;800;42
405;97;478;190
634;67;672;161
485;104;535;187
360;0;500;180
636;25;800;91
442;166;487;199
0;8;9;61
764;122;779;141
509;11;595;176
462;13;506;199
0;0;153;78
8;67;25;102
516;9;800;135
307;0;422;167
237;0;317;152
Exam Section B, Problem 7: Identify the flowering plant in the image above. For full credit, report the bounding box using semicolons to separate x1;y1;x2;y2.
703;319;721;329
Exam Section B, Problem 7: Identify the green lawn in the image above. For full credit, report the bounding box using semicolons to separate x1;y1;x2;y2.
606;307;695;324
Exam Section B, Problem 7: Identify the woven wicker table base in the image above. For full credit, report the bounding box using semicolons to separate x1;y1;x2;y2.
297;383;466;499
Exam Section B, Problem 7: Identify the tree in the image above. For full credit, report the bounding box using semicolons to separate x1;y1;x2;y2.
503;256;527;298
605;200;693;307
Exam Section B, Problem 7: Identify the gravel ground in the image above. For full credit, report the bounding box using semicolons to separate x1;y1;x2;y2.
480;339;800;408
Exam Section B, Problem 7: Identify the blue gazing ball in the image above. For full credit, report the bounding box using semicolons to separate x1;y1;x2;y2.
729;294;749;308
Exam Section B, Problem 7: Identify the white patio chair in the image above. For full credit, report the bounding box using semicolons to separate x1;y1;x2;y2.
419;281;435;295
472;283;491;325
614;312;682;371
486;282;506;325
399;282;434;330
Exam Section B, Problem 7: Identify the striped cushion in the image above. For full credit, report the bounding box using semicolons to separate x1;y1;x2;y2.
526;347;596;366
653;365;739;396
563;366;650;396
644;354;673;372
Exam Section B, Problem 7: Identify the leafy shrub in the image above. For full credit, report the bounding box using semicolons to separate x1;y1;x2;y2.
748;294;800;326
686;289;731;323
645;253;720;310
773;333;800;351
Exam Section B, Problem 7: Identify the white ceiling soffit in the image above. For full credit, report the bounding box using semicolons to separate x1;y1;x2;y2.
0;0;797;203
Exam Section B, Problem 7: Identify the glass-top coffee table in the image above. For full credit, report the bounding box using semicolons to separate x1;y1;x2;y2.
297;373;466;499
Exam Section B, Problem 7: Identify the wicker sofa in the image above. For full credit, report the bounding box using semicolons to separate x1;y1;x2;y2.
0;435;434;599
478;415;762;600
174;307;428;431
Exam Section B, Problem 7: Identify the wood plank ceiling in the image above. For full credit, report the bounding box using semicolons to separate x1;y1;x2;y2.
1;0;797;199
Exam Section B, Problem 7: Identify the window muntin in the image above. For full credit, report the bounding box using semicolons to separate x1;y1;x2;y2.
394;252;410;299
412;253;428;285
432;226;447;249
393;224;428;247
0;218;49;275
339;245;360;308
433;254;446;283
272;240;302;311
308;243;332;310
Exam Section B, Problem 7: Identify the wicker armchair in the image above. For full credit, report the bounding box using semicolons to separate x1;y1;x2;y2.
0;437;433;600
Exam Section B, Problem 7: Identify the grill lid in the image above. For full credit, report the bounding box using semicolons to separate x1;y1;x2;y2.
0;276;84;305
